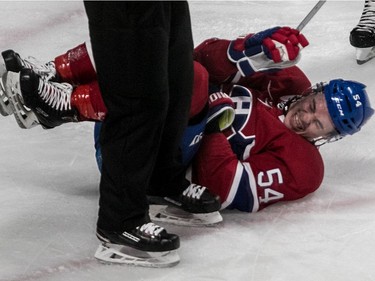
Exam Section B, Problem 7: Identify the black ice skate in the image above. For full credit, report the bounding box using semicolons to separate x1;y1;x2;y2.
149;184;223;226
1;71;39;128
177;183;221;214
0;50;56;116
2;49;56;80
95;223;180;267
19;68;78;129
350;0;375;64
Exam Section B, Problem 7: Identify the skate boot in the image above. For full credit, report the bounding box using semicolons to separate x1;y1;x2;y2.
350;0;375;64
0;50;56;116
95;222;180;267
2;49;56;79
19;68;78;129
177;183;221;214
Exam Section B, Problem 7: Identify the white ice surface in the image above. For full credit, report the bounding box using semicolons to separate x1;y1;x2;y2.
1;1;375;281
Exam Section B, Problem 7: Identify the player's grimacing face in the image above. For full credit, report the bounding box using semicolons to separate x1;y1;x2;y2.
284;92;336;140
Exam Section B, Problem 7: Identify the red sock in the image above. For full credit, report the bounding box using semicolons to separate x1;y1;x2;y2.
71;81;107;121
54;42;97;85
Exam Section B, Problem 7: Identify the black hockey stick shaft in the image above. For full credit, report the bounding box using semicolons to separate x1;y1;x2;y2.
297;0;327;31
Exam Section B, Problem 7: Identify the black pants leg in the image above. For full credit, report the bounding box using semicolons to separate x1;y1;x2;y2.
84;1;193;231
148;2;194;197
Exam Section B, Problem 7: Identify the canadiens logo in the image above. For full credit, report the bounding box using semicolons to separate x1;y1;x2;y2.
227;85;256;160
229;85;253;132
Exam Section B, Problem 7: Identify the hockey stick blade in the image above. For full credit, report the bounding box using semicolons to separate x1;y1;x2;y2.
297;0;327;31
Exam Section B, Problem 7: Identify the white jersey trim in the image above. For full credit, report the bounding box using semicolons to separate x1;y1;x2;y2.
221;161;259;212
221;162;243;210
243;162;259;212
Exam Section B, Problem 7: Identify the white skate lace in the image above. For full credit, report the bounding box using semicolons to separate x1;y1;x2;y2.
38;77;72;111
24;57;56;81
138;223;164;236
356;0;375;32
182;184;206;200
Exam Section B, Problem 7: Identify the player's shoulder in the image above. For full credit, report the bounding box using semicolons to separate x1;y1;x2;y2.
287;134;324;192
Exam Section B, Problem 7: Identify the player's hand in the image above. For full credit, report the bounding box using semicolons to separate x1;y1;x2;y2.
227;26;309;77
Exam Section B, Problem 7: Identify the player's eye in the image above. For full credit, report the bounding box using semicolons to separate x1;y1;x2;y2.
310;99;316;113
315;119;323;130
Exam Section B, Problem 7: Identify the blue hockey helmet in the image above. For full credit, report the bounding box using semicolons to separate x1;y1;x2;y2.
324;79;374;136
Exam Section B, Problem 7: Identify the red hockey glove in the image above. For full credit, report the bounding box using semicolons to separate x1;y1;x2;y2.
205;92;235;134
227;26;309;77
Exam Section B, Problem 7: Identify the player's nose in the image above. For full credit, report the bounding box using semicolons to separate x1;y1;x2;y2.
301;111;312;126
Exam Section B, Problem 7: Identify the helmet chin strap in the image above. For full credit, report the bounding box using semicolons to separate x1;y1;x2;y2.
279;95;302;115
311;134;343;147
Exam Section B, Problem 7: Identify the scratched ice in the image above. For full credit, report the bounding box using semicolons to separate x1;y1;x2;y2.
1;2;374;281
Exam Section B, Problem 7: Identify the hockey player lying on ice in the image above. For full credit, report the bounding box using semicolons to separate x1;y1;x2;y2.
1;26;373;213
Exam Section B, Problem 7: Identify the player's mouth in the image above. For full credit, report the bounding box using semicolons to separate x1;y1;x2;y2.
292;112;306;132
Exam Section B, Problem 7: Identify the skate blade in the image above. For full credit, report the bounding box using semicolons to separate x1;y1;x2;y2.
150;204;223;226
356;47;375;65
94;243;180;268
2;71;39;129
0;78;13;116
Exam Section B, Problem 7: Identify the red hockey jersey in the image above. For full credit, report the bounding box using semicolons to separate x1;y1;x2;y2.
191;37;324;212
